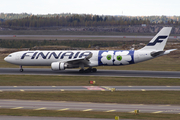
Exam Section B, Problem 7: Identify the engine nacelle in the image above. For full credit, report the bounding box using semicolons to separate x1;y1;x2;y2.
51;62;66;71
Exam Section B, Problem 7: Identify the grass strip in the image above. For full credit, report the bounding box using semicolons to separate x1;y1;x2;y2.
0;91;180;104
0;75;180;86
0;108;180;120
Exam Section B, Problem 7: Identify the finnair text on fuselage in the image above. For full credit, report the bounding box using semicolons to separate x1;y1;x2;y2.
21;51;91;60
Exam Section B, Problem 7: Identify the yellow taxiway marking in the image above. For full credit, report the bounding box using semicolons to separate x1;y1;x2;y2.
61;89;64;91
128;86;132;87
57;108;69;111
58;101;66;103
159;105;170;107
0;90;2;92
102;86;111;90
11;107;23;109
105;110;116;112
20;90;24;92
164;105;170;106
141;89;146;91
83;109;92;112
131;104;143;106
152;111;163;113
34;107;46;110
52;86;56;87
14;86;17;87
166;86;171;87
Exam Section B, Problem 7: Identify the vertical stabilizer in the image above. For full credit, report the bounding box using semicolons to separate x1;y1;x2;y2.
140;27;172;51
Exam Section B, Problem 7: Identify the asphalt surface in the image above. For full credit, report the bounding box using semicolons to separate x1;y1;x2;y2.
0;116;115;120
0;68;180;78
0;86;180;91
0;99;180;114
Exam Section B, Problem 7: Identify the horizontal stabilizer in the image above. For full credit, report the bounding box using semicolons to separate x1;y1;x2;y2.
151;49;177;57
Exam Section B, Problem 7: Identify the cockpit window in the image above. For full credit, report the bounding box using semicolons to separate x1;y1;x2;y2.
8;55;12;57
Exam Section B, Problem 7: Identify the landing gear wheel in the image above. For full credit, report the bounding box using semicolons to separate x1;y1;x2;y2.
79;68;97;73
79;69;84;73
92;68;97;72
20;65;23;72
85;69;91;73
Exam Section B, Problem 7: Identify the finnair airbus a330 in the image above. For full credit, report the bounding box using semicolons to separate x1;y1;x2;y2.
4;27;176;72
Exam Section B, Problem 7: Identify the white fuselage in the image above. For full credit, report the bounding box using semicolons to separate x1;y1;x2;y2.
4;50;153;67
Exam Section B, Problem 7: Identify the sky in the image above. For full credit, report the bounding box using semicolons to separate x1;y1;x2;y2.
0;0;180;16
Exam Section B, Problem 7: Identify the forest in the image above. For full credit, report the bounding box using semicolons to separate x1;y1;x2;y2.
0;13;180;28
0;14;150;27
0;39;138;49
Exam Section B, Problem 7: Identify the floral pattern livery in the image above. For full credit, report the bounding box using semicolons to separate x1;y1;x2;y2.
114;51;132;65
98;50;134;66
100;51;114;65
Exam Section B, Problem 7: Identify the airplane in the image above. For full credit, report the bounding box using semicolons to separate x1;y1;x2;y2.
4;27;176;73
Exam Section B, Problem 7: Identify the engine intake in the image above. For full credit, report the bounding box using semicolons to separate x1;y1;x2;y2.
51;62;66;70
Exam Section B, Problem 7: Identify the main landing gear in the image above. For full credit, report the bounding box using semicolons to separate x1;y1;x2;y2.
79;68;97;73
20;65;23;72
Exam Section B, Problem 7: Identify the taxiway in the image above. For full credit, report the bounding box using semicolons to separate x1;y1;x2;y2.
0;68;180;78
0;99;179;114
0;116;114;120
0;86;180;91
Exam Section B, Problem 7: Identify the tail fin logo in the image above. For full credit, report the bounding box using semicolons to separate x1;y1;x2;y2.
147;36;168;46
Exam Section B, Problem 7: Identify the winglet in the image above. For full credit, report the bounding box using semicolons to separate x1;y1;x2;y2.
85;52;93;60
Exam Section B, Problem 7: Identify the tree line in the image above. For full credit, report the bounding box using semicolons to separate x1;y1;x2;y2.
0;14;151;27
1;13;180;28
0;39;139;48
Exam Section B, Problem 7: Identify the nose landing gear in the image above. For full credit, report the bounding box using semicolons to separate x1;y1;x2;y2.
20;65;23;72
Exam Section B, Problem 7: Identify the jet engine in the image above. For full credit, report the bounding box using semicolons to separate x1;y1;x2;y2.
51;62;66;70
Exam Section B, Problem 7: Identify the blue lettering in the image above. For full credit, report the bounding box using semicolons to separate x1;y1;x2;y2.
74;52;80;59
36;52;50;59
48;52;62;59
60;52;74;59
21;51;92;60
21;52;34;59
79;52;91;58
31;52;38;59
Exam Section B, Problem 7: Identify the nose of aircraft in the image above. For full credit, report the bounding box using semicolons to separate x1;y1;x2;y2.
4;56;11;63
4;57;7;61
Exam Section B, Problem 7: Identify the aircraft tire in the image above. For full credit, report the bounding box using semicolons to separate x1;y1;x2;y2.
79;69;84;73
92;68;97;72
84;69;91;73
20;69;23;72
